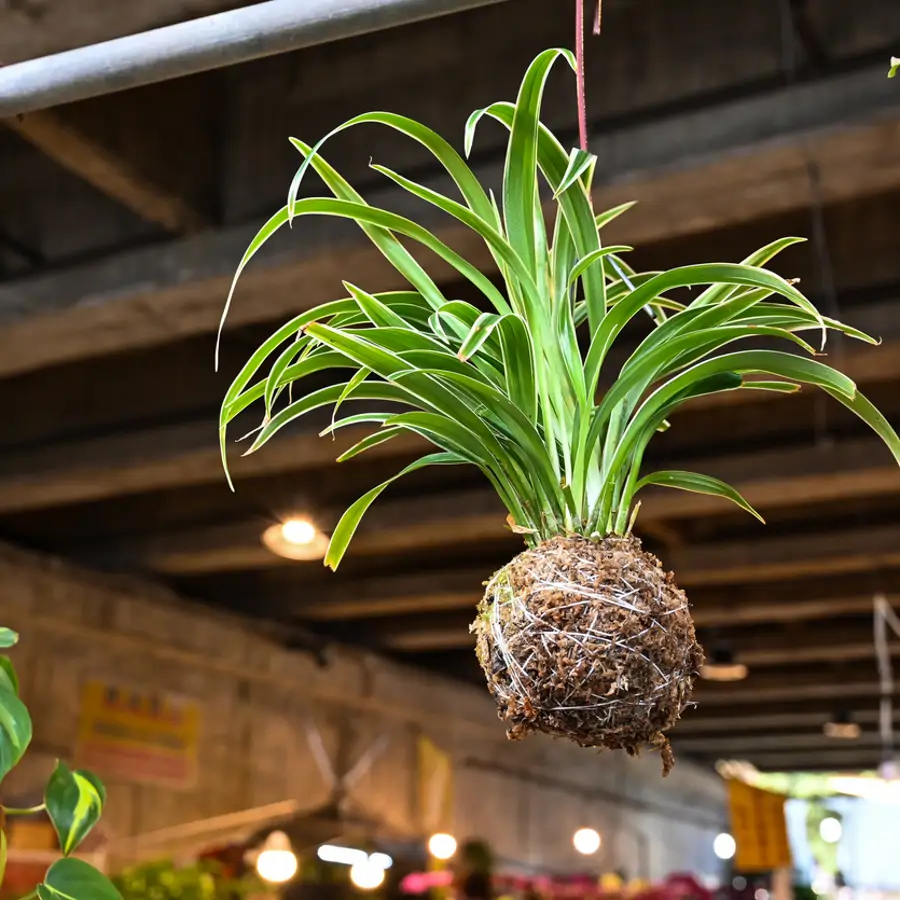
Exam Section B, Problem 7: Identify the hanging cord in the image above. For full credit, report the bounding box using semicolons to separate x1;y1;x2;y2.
575;0;603;155
777;0;844;446
575;0;637;301
874;595;900;766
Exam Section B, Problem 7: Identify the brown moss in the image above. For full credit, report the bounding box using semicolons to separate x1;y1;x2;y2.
471;534;703;774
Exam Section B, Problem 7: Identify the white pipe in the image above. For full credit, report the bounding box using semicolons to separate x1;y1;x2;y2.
0;0;508;117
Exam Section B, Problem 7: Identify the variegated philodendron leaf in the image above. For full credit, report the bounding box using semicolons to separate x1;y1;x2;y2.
38;857;123;900
45;761;107;856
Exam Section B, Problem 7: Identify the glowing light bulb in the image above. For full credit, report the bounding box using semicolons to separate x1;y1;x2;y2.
714;832;736;860
427;833;457;860
820;817;842;844
282;518;317;545
573;827;601;855
350;860;386;890
256;831;298;884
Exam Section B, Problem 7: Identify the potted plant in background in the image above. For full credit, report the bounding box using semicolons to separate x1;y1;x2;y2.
219;48;900;772
0;625;121;898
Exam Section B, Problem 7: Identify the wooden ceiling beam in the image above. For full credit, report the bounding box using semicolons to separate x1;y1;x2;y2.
0;64;896;377
4;84;213;232
35;429;900;574
671;522;900;587
673;730;885;755
676;706;894;736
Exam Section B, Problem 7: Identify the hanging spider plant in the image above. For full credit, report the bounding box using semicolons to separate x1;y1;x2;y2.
218;48;900;772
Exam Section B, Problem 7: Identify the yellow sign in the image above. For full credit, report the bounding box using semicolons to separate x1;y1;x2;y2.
75;682;200;789
417;735;454;833
727;780;792;872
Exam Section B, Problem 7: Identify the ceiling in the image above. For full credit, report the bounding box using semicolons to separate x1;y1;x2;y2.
2;0;900;774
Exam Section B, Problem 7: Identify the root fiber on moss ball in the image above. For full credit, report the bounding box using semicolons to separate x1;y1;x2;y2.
471;534;703;774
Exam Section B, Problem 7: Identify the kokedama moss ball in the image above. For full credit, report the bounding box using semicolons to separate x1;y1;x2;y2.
471;534;703;774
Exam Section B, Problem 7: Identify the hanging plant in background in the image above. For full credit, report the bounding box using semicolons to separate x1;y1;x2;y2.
218;44;900;772
0;626;121;899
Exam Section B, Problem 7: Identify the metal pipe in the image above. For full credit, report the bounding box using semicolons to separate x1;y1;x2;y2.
0;0;507;118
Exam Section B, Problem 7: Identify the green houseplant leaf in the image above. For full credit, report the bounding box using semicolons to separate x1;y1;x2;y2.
218;45;900;562
39;857;123;900
0;683;32;781
45;761;107;856
0;627;18;649
0;656;19;695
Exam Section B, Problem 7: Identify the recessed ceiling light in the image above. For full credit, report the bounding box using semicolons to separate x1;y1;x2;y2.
700;648;748;682
262;518;328;560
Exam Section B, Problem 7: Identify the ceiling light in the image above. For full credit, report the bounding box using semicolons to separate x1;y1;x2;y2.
350;860;386;890
262;518;328;560
368;853;393;870
700;648;748;682
823;711;860;740
427;833;457;860
713;832;736;860
573;827;601;855
317;845;369;867
819;817;842;844
256;831;298;884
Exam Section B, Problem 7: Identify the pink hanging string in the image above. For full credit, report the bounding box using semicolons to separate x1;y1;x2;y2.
575;0;602;153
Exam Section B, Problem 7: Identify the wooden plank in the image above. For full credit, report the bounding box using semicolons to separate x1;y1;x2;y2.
0;65;897;376
40;431;900;573
4;83;213;233
0;421;425;515
671;522;900;586
674;731;885;755
675;706;893;735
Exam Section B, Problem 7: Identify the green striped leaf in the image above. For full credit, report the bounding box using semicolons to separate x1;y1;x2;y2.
325;453;466;570
0;628;18;649
39;858;122;900
635;470;764;522
45;761;106;856
0;683;31;781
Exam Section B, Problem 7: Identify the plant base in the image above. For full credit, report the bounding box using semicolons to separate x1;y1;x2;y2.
472;534;703;774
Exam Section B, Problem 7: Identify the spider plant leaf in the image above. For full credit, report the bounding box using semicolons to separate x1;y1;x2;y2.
289;140;449;311
320;412;394;437
740;379;801;392
496;313;537;420
503;48;575;274
248;381;415;453
821;385;900;465
595;201;637;230
369;162;539;317
635;470;764;523
336;426;405;462
603;351;856;493
584;263;825;398
555;148;597;198
568;246;633;288
691;238;806;307
325;452;467;570
330;366;372;434
285;197;511;315
479;100;606;333
288;112;495;222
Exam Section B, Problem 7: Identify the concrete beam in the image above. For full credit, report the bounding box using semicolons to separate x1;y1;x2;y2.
0;63;897;376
